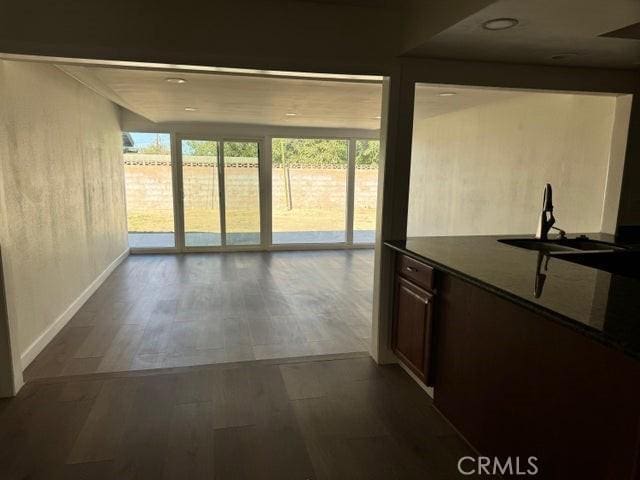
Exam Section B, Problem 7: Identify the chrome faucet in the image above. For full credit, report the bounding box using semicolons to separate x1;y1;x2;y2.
535;184;555;240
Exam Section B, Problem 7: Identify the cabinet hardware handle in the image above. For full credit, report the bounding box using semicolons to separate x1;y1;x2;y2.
406;266;418;272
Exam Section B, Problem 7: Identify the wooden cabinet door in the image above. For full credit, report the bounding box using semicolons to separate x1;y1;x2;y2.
392;275;434;383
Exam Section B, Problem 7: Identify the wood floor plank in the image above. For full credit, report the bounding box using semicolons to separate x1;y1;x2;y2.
279;362;326;400
165;320;200;354
112;374;177;479
23;326;93;380
263;292;293;316
247;314;306;346
291;393;389;440
57;379;104;402
73;323;126;359
130;353;164;370
247;363;301;429
298;313;365;343
243;292;269;317
211;366;256;429
49;460;117;480
308;433;416;480
96;300;134;325
196;317;225;350
223;344;255;362
162;347;226;368
66;308;98;328
163;402;215;480
119;291;159;326
96;324;145;372
4;356;474;480
60;356;102;376
307;337;368;356
0;382;94;479
136;317;173;355
252;341;314;360
213;424;317;480
174;369;214;405
67;377;137;464
223;315;253;347
25;251;374;378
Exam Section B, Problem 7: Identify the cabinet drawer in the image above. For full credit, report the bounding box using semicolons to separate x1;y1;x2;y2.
397;254;435;291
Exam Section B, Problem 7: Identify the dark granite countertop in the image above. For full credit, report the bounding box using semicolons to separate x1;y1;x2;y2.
385;234;640;360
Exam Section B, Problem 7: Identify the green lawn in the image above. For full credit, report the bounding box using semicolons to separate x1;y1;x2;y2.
127;207;376;232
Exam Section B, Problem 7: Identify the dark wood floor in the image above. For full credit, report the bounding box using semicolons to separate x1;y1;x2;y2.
12;250;474;478
1;356;472;479
25;251;373;380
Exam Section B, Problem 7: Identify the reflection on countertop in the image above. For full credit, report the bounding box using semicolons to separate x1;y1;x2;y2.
386;234;640;360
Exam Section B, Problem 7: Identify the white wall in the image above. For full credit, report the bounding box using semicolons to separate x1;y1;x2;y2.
0;60;128;392
407;92;623;237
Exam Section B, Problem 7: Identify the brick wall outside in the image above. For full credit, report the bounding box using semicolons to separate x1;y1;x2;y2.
124;164;378;210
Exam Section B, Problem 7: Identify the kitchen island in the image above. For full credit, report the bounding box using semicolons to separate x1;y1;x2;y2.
386;234;640;479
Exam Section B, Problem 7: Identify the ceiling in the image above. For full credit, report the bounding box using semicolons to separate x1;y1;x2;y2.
59;64;605;129
59;65;384;130
413;84;525;120
413;83;620;121
3;0;640;74
408;0;640;68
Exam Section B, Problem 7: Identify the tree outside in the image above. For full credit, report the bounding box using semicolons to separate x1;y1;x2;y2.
138;137;380;167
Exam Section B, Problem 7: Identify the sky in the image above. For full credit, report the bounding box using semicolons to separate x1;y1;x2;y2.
129;132;170;149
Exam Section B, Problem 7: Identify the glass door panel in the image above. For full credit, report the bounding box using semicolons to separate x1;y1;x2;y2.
181;139;222;247
354;140;379;243
123;132;175;248
222;141;261;246
271;138;348;244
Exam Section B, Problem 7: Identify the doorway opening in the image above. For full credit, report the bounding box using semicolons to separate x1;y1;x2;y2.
114;67;383;253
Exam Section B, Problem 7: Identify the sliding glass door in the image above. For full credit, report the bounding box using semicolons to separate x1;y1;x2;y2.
271;138;349;244
223;142;261;245
179;138;261;249
353;139;379;243
123;132;377;252
123;132;176;249
181;139;222;247
270;138;378;246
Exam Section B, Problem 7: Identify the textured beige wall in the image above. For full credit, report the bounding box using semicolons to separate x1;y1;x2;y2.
0;61;128;369
407;93;620;237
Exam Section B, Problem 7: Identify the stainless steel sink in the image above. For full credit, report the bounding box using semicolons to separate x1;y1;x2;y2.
498;237;628;254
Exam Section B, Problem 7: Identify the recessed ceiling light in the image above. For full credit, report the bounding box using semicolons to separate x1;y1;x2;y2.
439;92;457;97
482;18;519;31
550;53;578;61
166;77;186;84
184;107;197;111
285;112;298;116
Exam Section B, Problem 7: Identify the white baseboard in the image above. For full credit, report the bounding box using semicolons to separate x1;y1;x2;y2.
20;248;130;370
